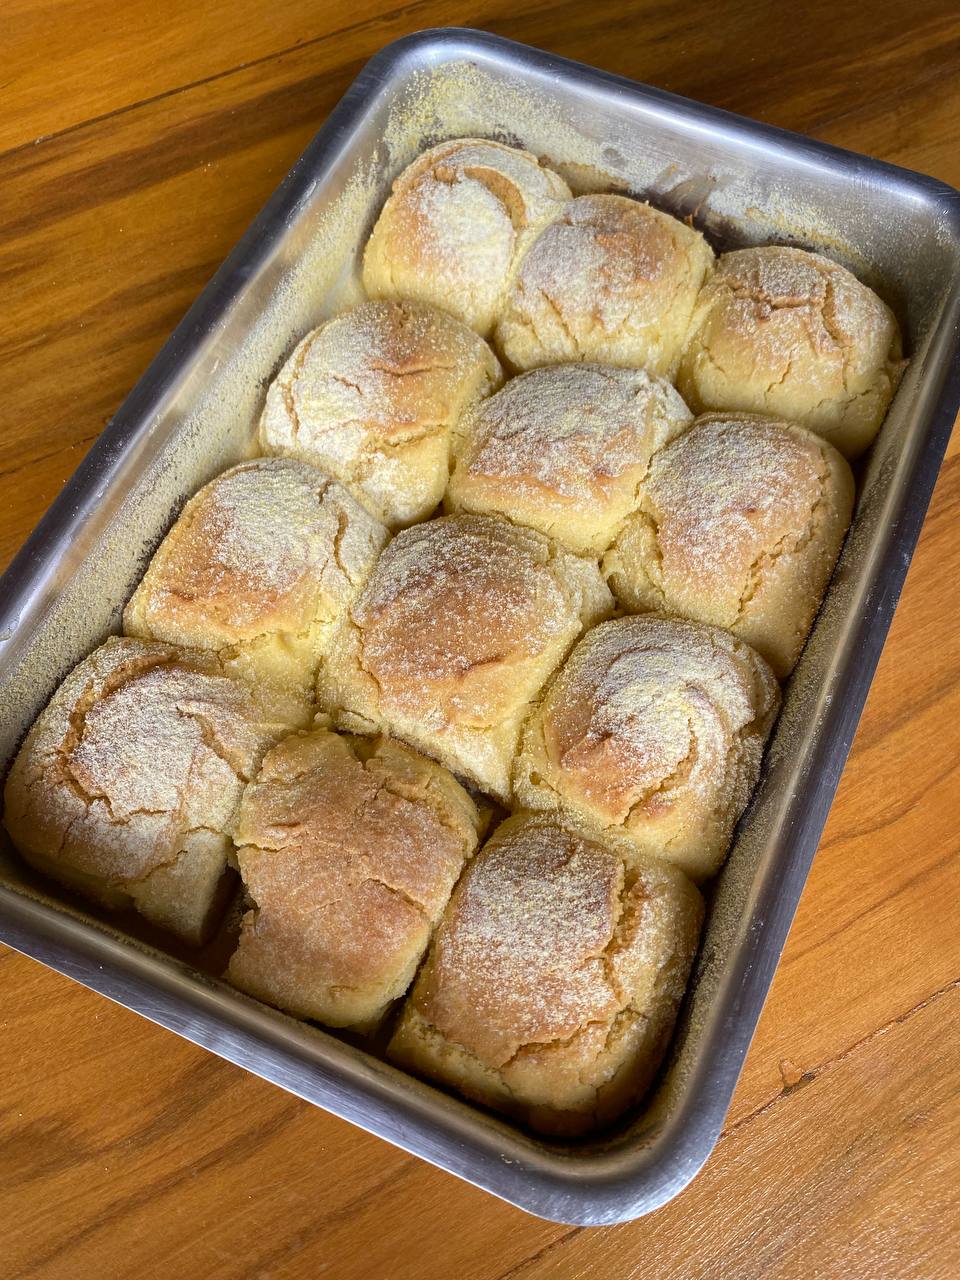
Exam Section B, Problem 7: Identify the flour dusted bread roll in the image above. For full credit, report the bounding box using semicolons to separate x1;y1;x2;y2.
259;300;501;527
318;514;613;801
447;364;693;557
677;246;904;458
226;728;481;1030
362;139;571;337
604;413;855;677
515;616;780;881
2;638;311;944
496;194;714;376
124;459;388;697
389;812;703;1135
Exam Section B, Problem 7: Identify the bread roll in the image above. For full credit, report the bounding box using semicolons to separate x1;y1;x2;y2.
124;459;388;698
2;638;311;944
447;364;693;556
389;812;703;1135
496;194;714;376
514;616;780;881
604;413;855;677
226;728;481;1030
259;300;501;527
677;246;904;458
362;139;571;337
318;513;613;801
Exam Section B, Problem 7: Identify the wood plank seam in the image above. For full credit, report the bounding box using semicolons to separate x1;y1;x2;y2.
720;971;960;1142
0;0;442;166
494;1229;581;1279
807;54;960;137
486;972;960;1276
6;15;960;173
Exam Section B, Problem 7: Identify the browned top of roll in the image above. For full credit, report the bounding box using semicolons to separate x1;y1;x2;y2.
3;637;307;888
529;615;779;839
448;363;693;555
409;812;699;1070
124;458;388;648
227;729;480;1023
362;139;572;337
636;412;851;611
259;300;502;526
496;193;714;376
677;245;903;458
351;513;611;730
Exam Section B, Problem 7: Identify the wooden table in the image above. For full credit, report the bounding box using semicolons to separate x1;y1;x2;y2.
2;3;959;1276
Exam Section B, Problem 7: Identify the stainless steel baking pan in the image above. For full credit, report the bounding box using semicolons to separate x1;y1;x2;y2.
1;29;958;1226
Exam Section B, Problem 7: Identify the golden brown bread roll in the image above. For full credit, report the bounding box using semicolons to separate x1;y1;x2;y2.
495;194;714;376
2;638;311;944
124;459;388;698
603;413;855;677
362;139;571;337
514;616;780;881
318;513;614;801
259;300;501;527
676;246;904;458
226;728;481;1031
389;812;703;1135
446;363;693;556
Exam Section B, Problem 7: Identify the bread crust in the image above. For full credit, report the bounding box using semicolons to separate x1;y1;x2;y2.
259;300;502;527
2;637;310;943
362;140;571;337
124;458;388;696
227;728;481;1030
603;412;855;676
677;245;904;458
447;363;693;557
514;616;780;881
317;513;614;801
389;812;703;1135
496;194;714;377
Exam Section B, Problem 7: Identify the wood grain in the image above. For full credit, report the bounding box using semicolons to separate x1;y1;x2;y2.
1;2;959;1277
3;0;470;150
505;980;960;1280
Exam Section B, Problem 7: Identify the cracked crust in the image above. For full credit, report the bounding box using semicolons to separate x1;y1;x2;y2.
2;637;311;944
389;812;703;1135
316;514;614;801
446;363;693;557
513;616;780;881
259;300;502;527
124;459;389;697
362;139;571;339
226;727;482;1030
676;245;905;459
495;194;714;378
603;413;855;676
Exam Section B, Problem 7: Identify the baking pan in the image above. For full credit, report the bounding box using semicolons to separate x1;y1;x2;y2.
1;29;958;1226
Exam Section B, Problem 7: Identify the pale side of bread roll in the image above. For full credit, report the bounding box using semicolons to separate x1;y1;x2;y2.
317;514;614;802
259;300;502;528
676;246;904;459
124;459;388;699
495;194;714;377
362;139;572;337
2;638;312;944
389;812;703;1135
446;363;693;557
603;413;855;677
514;616;780;881
226;728;481;1031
